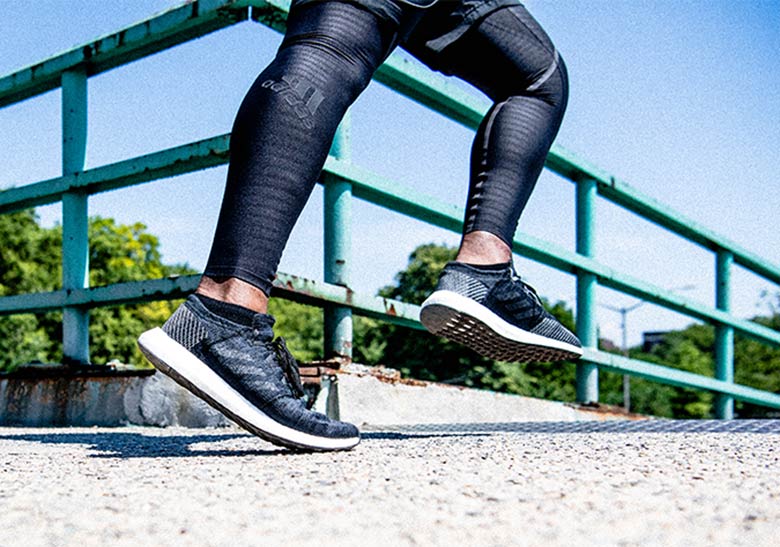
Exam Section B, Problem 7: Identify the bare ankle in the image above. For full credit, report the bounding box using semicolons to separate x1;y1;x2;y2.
196;276;269;314
456;231;512;265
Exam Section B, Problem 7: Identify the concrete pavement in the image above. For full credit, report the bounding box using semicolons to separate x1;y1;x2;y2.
0;421;778;546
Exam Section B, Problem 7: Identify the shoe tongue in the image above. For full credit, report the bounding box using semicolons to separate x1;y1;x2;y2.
251;313;276;339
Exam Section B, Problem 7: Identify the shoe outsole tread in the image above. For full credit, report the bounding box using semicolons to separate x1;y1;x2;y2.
420;296;582;363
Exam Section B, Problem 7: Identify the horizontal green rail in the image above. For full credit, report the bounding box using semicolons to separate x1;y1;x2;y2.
1;0;778;413
0;272;422;331
0;135;231;214
6;134;778;348
582;349;780;409
0;0;251;108
7;285;779;410
546;149;780;287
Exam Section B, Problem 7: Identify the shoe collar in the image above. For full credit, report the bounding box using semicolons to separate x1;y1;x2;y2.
186;294;276;337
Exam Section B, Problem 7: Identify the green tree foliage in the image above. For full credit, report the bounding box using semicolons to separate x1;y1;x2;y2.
0;208;327;369
0;210;63;370
734;313;780;417
86;217;194;367
0;209;62;293
626;313;780;418
267;299;323;363
0;210;193;370
629;327;715;418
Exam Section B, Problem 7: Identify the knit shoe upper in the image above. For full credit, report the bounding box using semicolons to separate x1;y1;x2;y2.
138;295;359;451
420;262;582;363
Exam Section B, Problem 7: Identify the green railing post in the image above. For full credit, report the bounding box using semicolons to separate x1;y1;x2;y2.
576;178;599;403
323;114;353;360
715;250;734;418
61;67;90;365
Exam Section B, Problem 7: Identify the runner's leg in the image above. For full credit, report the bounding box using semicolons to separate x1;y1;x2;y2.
201;1;400;309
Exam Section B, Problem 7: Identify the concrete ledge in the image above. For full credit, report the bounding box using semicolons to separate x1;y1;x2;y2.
1;363;640;427
123;371;230;428
0;370;149;427
337;373;597;425
333;364;629;425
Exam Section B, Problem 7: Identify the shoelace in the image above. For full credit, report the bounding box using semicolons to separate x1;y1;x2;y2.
510;270;544;308
271;337;305;399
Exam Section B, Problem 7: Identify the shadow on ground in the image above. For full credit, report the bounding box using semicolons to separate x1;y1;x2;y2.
0;420;776;459
0;429;486;458
0;431;282;458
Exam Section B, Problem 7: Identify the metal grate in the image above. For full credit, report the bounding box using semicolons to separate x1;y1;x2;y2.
364;419;780;435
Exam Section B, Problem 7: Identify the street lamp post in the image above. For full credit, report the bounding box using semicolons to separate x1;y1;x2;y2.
601;285;696;412
601;301;644;412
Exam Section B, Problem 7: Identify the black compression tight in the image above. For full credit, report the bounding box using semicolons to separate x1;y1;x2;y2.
204;0;568;295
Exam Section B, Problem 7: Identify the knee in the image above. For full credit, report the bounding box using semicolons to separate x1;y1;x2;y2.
279;36;377;98
278;1;392;97
524;51;569;111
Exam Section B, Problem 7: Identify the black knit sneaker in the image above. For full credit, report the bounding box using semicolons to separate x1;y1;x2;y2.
420;262;582;363
137;295;360;451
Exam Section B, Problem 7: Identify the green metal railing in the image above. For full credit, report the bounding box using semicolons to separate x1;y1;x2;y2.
2;0;780;417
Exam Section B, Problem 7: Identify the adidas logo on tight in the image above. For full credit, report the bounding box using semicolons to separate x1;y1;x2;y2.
261;75;324;129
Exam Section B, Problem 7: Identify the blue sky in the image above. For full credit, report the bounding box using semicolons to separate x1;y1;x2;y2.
1;0;779;348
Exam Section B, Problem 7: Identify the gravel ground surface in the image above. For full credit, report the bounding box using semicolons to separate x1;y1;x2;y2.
0;422;778;547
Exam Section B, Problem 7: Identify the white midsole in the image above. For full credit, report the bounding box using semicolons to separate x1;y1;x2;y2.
137;328;358;450
421;290;583;356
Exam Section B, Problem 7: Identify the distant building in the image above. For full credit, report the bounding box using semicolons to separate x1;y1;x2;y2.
598;338;621;353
